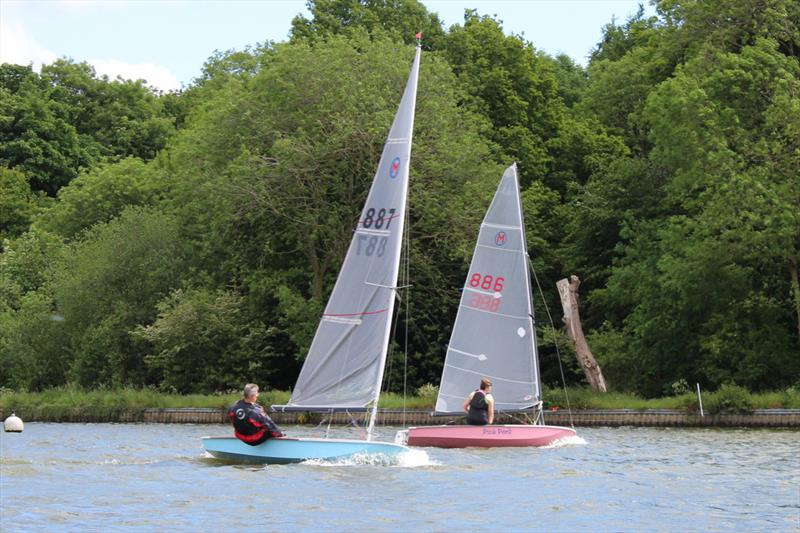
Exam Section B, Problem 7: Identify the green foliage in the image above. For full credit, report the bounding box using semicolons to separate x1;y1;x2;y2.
551;54;588;107
0;73;92;195
571;0;800;396
161;35;498;393
0;229;62;311
134;288;277;394
0;167;37;243
0;291;67;390
290;0;446;48
0;385;241;411
40;60;175;162
703;384;754;415
438;12;563;186
757;387;800;409
0;60;176;196
53;207;186;387
34;157;167;239
415;383;439;405
1;385;797;413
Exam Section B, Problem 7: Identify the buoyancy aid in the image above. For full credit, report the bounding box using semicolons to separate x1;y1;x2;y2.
466;389;490;425
228;399;283;445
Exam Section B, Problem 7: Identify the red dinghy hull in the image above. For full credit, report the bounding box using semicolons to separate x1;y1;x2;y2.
406;424;575;448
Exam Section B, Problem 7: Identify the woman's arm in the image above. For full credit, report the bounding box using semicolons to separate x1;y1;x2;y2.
487;399;494;424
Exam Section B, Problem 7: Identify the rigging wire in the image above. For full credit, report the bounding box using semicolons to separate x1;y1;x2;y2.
381;193;412;428
402;198;411;428
528;257;575;429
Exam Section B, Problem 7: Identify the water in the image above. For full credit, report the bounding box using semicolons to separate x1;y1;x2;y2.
1;424;798;532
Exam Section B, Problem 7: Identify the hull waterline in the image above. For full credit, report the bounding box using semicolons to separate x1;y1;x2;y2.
404;424;575;448
202;436;410;464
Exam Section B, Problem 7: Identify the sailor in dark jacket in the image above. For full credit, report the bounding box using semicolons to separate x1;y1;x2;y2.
228;383;285;445
463;377;495;425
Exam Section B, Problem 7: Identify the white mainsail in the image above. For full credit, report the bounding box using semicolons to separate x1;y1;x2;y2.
434;164;541;415
274;45;421;425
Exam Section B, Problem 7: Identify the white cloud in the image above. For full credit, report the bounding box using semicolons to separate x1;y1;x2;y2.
0;20;57;70
0;18;181;92
88;58;182;92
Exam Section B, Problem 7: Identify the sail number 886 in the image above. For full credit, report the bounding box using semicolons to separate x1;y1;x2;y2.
468;273;505;292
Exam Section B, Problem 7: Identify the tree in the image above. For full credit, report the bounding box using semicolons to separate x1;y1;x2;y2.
290;0;446;48
0;167;37;244
41;60;175;161
0;75;92;195
0;60;176;196
53;207;186;387
0;229;62;311
0;291;68;390
583;34;800;394
34;157;166;239
134;288;286;393
437;12;563;187
565;0;800;394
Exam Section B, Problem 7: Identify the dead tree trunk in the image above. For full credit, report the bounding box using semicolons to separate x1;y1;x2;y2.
556;275;607;393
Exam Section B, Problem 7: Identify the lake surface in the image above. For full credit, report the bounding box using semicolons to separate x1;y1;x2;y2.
1;423;798;532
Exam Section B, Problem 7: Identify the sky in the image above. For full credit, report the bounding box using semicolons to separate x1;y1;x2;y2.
0;0;653;92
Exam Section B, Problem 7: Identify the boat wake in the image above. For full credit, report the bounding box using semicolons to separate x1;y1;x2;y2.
300;448;435;468
398;448;436;467
542;434;587;448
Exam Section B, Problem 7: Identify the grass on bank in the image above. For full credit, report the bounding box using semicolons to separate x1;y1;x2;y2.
1;384;799;415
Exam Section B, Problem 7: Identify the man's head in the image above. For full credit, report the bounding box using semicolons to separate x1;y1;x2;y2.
244;383;259;401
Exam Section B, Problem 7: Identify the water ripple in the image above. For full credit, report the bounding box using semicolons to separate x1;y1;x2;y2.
1;424;798;532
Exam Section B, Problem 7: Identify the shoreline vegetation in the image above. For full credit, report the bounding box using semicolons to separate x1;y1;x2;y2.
2;385;798;418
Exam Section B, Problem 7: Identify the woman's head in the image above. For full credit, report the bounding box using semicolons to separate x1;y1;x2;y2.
479;378;492;391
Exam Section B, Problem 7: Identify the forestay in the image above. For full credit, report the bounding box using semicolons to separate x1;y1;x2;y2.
274;46;421;413
434;164;541;415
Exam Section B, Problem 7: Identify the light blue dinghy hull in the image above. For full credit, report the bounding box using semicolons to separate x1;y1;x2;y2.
202;436;409;464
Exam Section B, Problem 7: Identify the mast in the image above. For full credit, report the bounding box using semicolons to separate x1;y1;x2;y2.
367;43;421;440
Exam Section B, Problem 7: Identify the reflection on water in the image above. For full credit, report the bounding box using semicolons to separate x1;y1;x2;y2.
1;424;798;532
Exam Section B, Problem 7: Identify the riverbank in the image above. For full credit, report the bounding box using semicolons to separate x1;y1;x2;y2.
3;385;799;427
3;407;799;428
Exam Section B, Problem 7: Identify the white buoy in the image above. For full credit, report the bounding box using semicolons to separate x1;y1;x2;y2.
4;412;24;432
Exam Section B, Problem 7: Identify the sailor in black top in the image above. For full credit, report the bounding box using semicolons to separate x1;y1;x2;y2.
463;377;495;425
228;383;285;445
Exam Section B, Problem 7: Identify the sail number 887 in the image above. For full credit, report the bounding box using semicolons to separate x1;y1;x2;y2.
362;208;396;229
357;235;388;257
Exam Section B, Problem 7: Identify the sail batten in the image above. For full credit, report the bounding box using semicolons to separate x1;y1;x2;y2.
482;223;522;230
434;164;542;416
277;46;421;416
443;363;538;386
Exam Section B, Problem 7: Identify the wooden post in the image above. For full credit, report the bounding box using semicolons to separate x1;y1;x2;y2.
556;275;607;393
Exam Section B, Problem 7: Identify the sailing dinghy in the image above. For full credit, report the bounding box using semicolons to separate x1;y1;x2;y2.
401;164;576;448
203;43;422;464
